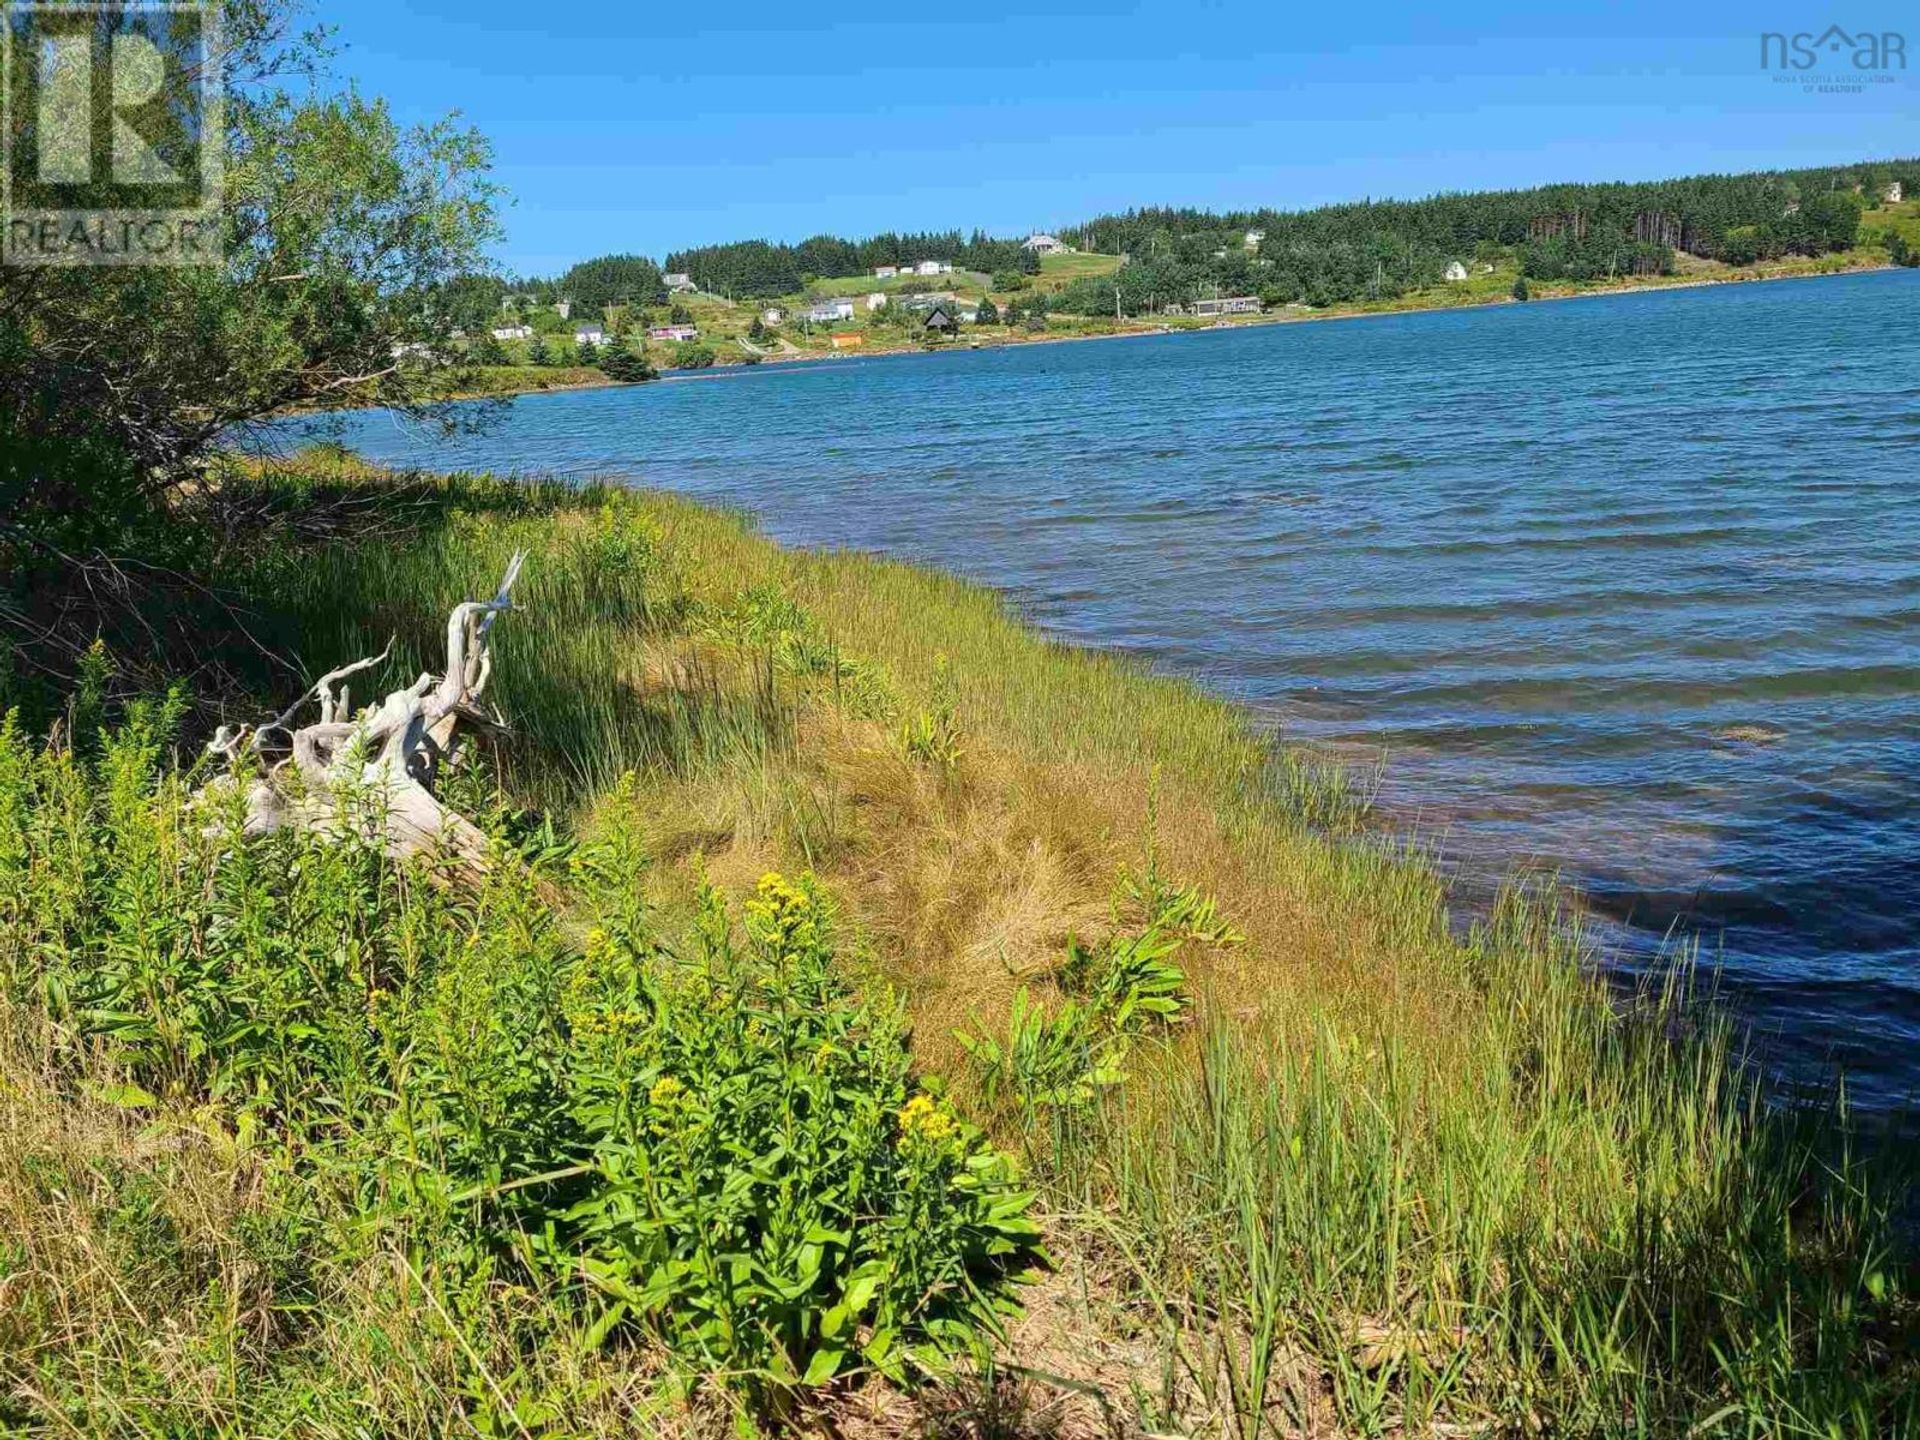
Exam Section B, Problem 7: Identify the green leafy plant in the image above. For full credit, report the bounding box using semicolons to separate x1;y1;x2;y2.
563;871;1046;1403
900;653;964;773
961;861;1237;1119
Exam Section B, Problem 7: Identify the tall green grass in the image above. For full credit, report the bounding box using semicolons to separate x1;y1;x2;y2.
1;454;1912;1436
1027;898;1915;1435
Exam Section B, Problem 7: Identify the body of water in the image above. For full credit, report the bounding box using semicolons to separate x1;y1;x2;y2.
294;270;1920;1107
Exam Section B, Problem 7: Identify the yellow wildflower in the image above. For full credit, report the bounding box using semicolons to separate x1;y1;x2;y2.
897;1092;956;1145
649;1075;685;1108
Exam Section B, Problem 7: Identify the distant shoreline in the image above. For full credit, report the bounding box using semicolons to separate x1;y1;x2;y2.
383;255;1902;407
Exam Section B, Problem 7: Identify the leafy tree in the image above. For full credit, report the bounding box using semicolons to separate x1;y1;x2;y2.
671;342;717;369
471;331;508;365
1719;227;1764;266
577;338;600;366
528;333;552;366
1511;276;1531;302
747;316;769;343
974;297;999;325
669;303;694;326
2;0;501;562
992;270;1030;291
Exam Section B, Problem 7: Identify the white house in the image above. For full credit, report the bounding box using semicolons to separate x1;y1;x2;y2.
865;292;889;312
803;298;855;323
1244;229;1265;248
663;272;696;292
1022;233;1065;254
1886;181;1905;204
874;265;899;278
1443;261;1469;282
761;307;785;325
553;300;571;320
913;259;952;276
490;325;532;341
574;326;607;346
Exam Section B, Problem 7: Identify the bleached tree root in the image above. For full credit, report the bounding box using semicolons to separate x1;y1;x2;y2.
202;552;527;881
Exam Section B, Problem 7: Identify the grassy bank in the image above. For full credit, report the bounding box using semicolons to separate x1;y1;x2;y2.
2;456;1915;1437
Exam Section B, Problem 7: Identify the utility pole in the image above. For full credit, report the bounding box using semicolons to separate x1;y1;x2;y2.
1115;285;1122;322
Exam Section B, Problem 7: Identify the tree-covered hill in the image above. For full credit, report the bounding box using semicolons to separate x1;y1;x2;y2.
545;157;1918;317
1043;158;1917;314
661;229;1038;299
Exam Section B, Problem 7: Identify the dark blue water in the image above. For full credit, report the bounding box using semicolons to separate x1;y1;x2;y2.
291;270;1920;1108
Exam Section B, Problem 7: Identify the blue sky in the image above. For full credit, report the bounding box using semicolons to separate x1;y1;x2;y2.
318;0;1917;275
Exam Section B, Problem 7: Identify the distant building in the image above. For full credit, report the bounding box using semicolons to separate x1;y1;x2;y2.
829;332;864;349
1244;229;1265;248
647;324;698;342
574;326;607;346
913;259;953;276
899;291;957;313
663;273;696;293
1190;296;1262;317
1443;261;1469;282
874;265;899;278
553;300;571;320
1886;181;1905;204
803;298;856;323
761;307;785;325
1022;233;1065;254
921;303;959;336
866;291;889;312
490;325;532;341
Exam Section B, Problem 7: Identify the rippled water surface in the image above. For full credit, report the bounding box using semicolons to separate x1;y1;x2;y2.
299;270;1920;1106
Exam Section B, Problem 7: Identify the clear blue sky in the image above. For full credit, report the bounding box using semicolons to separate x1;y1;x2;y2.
318;0;1916;276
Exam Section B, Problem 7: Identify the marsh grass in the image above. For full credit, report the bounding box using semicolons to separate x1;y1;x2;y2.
0;453;1914;1436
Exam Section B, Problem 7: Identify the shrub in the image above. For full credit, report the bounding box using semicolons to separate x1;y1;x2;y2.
670;342;717;370
564;872;1046;1399
0;698;1043;1424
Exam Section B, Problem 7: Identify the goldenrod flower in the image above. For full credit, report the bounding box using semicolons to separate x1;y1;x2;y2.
649;1075;685;1108
897;1092;956;1145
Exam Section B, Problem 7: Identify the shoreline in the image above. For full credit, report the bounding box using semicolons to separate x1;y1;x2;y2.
9;452;1913;1431
399;253;1898;406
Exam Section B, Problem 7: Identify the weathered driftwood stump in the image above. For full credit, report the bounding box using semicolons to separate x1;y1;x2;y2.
202;552;526;879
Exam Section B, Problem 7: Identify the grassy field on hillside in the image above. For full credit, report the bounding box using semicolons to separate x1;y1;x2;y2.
2;452;1915;1437
1033;250;1126;287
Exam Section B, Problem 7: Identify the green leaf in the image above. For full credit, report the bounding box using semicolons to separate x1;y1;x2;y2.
85;1080;158;1108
